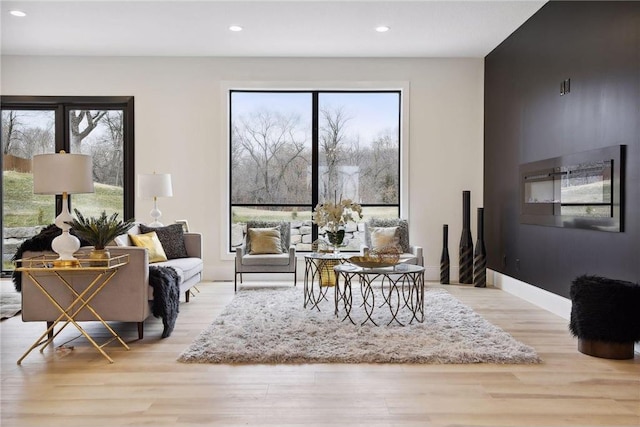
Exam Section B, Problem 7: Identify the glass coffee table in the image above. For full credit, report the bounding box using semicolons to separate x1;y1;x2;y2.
303;252;350;311
334;263;425;326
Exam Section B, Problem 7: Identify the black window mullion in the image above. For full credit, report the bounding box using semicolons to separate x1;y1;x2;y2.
311;92;319;242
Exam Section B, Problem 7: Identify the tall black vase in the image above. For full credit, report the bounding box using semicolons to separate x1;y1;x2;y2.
473;207;487;288
440;224;450;284
459;190;474;284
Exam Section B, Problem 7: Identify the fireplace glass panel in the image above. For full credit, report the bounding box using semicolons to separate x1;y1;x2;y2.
519;145;623;232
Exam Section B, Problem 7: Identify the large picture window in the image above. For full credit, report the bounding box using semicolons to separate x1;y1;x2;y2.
230;90;401;251
1;96;134;273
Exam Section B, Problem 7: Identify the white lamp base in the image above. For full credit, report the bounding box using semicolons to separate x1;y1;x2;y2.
52;193;81;267
148;198;164;227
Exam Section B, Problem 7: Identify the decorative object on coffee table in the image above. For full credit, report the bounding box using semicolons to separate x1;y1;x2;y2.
312;193;362;254
473;208;487;288
569;275;640;360
349;245;401;268
326;229;346;250
458;190;473;284
440;224;450;284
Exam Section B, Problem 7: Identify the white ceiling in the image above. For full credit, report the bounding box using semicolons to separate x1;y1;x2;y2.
1;0;547;58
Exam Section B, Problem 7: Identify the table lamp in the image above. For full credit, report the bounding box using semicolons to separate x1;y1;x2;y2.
32;151;94;266
138;172;173;226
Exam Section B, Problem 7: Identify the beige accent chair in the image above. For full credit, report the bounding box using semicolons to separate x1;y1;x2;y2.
234;221;296;291
361;218;424;266
20;230;202;339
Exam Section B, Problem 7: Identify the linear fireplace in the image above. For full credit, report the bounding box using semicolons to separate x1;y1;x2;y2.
520;145;625;232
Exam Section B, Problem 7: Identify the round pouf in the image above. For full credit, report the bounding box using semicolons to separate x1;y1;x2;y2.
569;275;640;359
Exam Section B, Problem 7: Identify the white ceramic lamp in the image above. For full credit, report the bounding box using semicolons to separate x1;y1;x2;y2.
33;151;94;266
138;173;173;227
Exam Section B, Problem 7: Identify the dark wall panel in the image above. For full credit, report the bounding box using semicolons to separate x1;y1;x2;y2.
484;1;640;298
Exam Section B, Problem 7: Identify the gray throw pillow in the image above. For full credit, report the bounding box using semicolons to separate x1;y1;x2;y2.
139;223;189;259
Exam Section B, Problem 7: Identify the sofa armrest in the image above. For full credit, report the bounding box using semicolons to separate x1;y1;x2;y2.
107;245;149;272
288;245;296;264
410;245;424;266
183;232;202;258
235;243;247;268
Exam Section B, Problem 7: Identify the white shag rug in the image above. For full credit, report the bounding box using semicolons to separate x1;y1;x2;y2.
178;286;541;364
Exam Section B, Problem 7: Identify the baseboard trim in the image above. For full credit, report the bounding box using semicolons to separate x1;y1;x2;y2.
488;269;572;319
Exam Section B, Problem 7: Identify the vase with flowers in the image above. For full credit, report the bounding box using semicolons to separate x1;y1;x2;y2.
312;194;363;254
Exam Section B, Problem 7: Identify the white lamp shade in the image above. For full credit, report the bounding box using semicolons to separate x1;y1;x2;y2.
138;173;173;198
32;152;94;194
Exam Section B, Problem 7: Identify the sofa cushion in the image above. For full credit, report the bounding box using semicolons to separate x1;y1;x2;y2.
139;223;189;259
242;253;291;266
154;257;203;283
130;232;168;263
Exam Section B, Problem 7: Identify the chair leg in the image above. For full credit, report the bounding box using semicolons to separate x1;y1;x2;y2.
234;272;237;292
47;321;54;339
185;290;190;303
137;322;144;340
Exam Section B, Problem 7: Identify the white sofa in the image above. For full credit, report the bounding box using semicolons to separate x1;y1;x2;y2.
20;227;203;339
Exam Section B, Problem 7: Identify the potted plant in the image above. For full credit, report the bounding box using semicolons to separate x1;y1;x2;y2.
312;193;362;254
67;209;135;263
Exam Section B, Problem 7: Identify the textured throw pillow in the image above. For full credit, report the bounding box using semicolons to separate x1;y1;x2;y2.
130;232;168;263
248;228;283;255
139;223;188;259
366;218;411;253
245;221;290;253
370;226;401;251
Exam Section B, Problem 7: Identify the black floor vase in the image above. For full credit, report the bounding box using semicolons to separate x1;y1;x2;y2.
473;207;487;288
440;224;450;284
458;191;473;284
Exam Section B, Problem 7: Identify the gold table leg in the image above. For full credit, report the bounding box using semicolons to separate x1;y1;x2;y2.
17;269;129;365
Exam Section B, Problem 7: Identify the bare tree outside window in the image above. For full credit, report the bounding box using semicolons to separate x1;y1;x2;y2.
70;109;125;218
229;90;401;252
232;109;310;204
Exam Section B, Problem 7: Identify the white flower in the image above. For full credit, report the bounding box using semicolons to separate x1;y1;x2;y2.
312;196;363;232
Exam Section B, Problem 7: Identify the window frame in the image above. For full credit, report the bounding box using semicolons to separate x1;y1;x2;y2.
1;95;135;273
227;87;406;253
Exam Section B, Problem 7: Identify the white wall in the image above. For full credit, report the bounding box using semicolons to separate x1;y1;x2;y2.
1;56;484;281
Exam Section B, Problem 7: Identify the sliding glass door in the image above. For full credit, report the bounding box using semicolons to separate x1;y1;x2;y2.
1;96;134;273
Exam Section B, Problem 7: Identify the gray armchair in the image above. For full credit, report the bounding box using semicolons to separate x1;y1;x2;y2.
234;221;297;291
361;218;423;266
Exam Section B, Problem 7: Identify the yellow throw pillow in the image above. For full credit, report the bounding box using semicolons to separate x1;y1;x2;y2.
249;228;283;255
370;226;401;251
130;232;168;263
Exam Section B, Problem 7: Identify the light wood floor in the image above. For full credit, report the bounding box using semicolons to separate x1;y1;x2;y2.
1;280;638;427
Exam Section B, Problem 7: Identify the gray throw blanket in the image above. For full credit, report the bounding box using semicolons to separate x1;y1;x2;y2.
149;266;181;338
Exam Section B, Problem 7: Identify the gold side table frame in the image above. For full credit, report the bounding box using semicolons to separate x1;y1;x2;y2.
16;254;130;364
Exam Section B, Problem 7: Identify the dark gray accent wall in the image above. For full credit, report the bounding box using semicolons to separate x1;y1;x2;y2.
484;1;639;298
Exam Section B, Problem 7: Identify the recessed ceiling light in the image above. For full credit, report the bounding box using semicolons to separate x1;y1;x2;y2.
10;10;27;17
375;26;390;33
229;25;243;32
